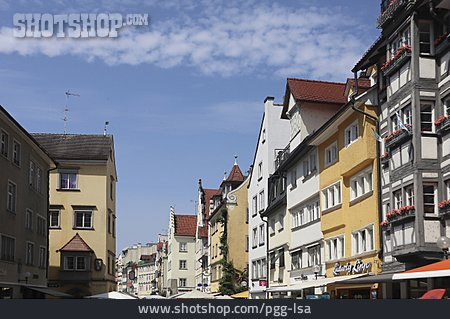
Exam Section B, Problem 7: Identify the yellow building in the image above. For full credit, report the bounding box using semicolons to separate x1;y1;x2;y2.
33;134;117;298
309;81;382;299
208;161;249;294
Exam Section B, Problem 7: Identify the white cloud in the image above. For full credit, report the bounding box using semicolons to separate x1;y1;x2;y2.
0;2;375;80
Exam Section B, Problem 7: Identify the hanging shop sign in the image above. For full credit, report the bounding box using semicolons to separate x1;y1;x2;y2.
333;259;372;276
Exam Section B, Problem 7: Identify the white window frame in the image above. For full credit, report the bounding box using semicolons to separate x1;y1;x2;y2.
0;234;15;262
179;242;187;252
12;139;21;166
6;180;17;213
252;227;258;248
36;214;46;237
290;168;297;189
423;183;437;215
74;210;93;229
25;209;33;230
39;246;46;268
60;172;78;190
352;225;375;255
259;190;265;212
321;181;342;211
257;162;263;180
324;142;338;167
179;260;187;270
259;224;265;246
326;236;344;261
0;129;9;157
344;121;359;147
291;249;302;270
26;241;34;266
252;196;257;217
350;166;373;201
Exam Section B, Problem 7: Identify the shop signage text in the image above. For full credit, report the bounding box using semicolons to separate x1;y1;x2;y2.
333;259;372;276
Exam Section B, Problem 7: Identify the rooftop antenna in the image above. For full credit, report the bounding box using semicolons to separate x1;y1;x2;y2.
104;121;110;136
63;90;80;134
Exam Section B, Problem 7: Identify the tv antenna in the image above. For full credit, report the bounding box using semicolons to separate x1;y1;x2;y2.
63;90;80;134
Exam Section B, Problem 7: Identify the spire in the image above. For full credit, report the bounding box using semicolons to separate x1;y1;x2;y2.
234;155;238;165
223;171;227;180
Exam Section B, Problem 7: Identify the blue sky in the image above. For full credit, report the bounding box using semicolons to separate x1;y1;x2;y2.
0;0;380;252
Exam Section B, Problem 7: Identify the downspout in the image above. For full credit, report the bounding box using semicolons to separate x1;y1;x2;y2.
46;164;59;283
260;213;269;299
350;72;384;264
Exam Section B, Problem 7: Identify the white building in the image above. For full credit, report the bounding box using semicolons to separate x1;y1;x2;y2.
166;207;196;295
248;97;290;299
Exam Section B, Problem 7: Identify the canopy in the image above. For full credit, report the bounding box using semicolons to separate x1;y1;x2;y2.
141;294;166;299
25;286;72;298
393;259;450;280
267;274;366;292
86;291;138;299
231;290;249;299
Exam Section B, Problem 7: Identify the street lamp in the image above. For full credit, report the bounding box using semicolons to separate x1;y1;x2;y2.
18;271;31;284
312;265;321;280
437;236;450;260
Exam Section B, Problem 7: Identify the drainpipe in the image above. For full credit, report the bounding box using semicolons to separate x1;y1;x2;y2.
260;213;269;299
46;164;58;284
350;72;384;266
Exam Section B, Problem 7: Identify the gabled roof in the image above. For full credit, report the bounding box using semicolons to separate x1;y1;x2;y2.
203;188;221;216
32;133;113;161
344;78;372;97
286;78;347;105
174;215;196;237
59;233;93;252
198;226;208;238
225;164;245;183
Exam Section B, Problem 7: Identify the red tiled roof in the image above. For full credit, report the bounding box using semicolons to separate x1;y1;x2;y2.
174;215;197;237
59;233;93;252
203;188;220;216
226;164;244;182
287;78;347;104
198;226;208;238
157;242;163;251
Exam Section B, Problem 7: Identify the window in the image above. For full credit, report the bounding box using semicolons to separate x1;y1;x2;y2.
179;242;187;252
345;122;359;147
0;130;9;157
64;256;87;271
12;140;20;165
325;142;338;166
445;98;450;116
39;247;46;268
36;167;42;193
26;209;33;230
0;235;15;262
262;129;266;143
60;172;77;189
259;190;265;212
179;260;187;270
259;224;265;246
352;225;375;255
391;114;398;132
420;103;433;132
292;209;301;228
179;278;187;287
326;237;344;261
303;152;317;178
252;261;257;279
388;27;411;58
49;210;60;228
322;181;341;210
257;162;263;180
307;245;321;267
270;252;276;269
290;169;297;189
403;105;412;126
252;227;258;248
110;176;114;200
37;215;46;236
278;248;285;268
269;217;275;235
261;258;267;278
291;250;302;270
26;242;34;265
246;235;249;252
252;196;257;217
7;181;16;213
350;167;373;201
74;210;93;229
278;213;284;231
418;21;432;54
108;211;112;234
423;184;437;214
405;186;415;206
393;189;403;210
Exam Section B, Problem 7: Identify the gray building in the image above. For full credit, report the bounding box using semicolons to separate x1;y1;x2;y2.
0;105;56;298
354;0;450;298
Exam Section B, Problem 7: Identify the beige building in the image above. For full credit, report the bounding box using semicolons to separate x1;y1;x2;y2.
166;207;196;295
0;106;56;299
32;133;117;298
208;161;249;294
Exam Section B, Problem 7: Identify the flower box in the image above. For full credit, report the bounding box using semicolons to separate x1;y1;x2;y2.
384;127;412;149
438;200;450;217
436;116;450;136
387;206;415;223
381;45;411;76
435;33;449;57
380;220;389;229
377;0;411;28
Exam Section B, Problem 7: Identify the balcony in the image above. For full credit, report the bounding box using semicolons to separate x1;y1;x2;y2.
381;46;411;76
274;145;290;170
377;0;414;28
435;33;449;56
384;127;412;149
436;116;450;136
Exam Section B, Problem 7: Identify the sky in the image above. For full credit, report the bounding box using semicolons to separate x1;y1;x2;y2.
0;0;380;252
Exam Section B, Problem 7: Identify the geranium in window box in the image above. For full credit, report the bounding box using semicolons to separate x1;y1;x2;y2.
381;45;412;76
387;205;415;223
380;220;389;229
438;199;450;217
435;115;450;136
435;32;449;56
384;125;412;149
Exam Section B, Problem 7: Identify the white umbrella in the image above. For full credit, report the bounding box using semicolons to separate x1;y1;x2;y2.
141;295;167;299
171;290;216;299
86;291;138;299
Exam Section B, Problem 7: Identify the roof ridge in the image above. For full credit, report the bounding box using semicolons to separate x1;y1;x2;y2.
174;214;196;217
32;133;112;137
287;78;346;85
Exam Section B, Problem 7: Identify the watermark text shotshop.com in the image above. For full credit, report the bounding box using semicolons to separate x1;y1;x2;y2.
13;13;148;38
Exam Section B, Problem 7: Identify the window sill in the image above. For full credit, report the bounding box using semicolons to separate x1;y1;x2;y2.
349;190;374;206
49;227;61;230
57;188;81;192
302;170;316;182
12;161;21;169
270;233;275;237
259;242;265;247
324;160;337;169
6;209;16;215
291;218;320;231
351;250;377;259
321;204;342;215
72;227;95;231
1;153;9;160
258;177;263;182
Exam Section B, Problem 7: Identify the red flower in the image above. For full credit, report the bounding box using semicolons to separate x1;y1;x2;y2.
380;220;389;227
438;199;450;209
381;44;411;71
435;32;449;46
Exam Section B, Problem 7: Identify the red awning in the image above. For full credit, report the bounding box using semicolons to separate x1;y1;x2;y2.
393;259;450;280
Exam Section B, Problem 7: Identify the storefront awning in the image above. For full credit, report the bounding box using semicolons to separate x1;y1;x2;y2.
267;274;366;292
26;287;73;298
393;259;450;280
337;273;394;284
